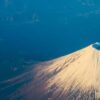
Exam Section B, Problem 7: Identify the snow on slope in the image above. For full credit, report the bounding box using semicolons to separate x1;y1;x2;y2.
1;43;100;100
32;43;100;100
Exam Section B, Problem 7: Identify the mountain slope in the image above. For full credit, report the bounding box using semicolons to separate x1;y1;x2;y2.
33;44;100;100
1;43;100;100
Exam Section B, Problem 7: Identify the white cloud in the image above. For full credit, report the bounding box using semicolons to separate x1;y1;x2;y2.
23;19;40;24
77;9;100;17
4;0;11;8
23;14;40;24
78;0;95;7
0;16;14;22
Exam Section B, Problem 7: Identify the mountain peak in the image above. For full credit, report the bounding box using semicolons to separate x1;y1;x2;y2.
92;42;100;50
32;43;100;100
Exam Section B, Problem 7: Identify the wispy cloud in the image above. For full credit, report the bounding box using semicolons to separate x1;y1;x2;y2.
0;12;40;25
77;9;100;17
23;19;40;24
0;16;14;22
4;0;11;8
78;0;95;7
21;13;40;24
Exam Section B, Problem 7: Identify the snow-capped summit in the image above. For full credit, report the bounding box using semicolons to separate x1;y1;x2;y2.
25;43;99;100
92;42;100;50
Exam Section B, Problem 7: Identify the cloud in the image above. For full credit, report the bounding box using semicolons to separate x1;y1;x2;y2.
0;16;14;22
23;19;40;24
21;14;40;24
78;0;95;7
77;9;100;17
4;0;11;8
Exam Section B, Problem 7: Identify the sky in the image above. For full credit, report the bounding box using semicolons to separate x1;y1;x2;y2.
0;0;100;61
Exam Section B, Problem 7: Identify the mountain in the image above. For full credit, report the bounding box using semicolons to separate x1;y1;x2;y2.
32;42;100;100
0;43;100;100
